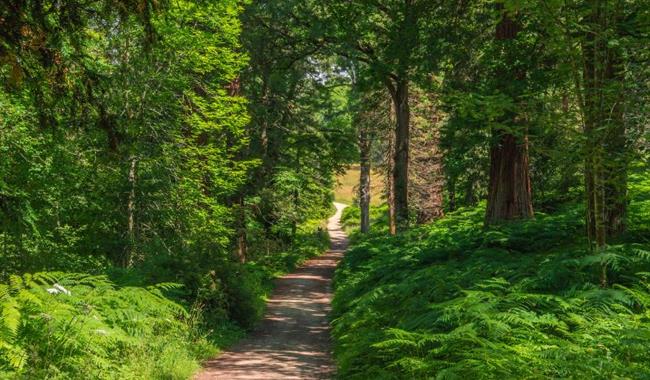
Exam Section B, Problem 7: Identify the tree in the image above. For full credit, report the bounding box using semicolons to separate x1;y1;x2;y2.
358;112;373;234
349;84;391;233
324;0;447;231
485;5;534;225
239;0;356;250
531;0;649;283
0;0;253;280
409;85;445;223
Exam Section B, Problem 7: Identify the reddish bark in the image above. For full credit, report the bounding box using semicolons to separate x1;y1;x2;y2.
485;6;534;225
485;133;534;224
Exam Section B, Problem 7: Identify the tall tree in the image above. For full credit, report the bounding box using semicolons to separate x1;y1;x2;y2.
350;85;390;233
533;0;649;282
579;0;630;243
409;85;445;223
239;0;356;248
485;5;534;225
325;0;446;231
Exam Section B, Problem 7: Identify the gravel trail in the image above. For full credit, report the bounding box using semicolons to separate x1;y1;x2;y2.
195;203;348;380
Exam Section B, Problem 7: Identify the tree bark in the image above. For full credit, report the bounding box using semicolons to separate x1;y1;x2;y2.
391;79;410;231
602;47;627;238
236;195;247;263
583;1;599;245
485;133;534;224
485;7;534;225
582;0;627;240
386;120;397;236
125;156;137;268
448;179;457;212
580;0;628;286
359;127;372;234
409;86;445;224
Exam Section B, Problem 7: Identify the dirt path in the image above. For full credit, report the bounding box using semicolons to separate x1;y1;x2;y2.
196;203;348;380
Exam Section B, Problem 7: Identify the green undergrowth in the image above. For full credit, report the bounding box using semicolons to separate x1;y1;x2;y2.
0;273;222;380
341;204;390;233
0;218;329;379
332;176;650;379
251;218;330;281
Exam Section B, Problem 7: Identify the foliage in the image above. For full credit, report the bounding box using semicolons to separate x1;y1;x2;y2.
239;0;357;248
0;1;339;377
332;174;650;379
0;272;219;379
0;214;328;379
1;0;648;378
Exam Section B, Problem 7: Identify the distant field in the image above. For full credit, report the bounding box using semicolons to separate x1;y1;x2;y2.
333;166;384;206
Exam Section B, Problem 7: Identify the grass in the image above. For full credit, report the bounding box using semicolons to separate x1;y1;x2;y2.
334;166;384;206
331;172;650;379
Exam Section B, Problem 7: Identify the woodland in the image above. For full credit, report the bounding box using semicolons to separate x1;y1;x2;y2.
0;0;649;379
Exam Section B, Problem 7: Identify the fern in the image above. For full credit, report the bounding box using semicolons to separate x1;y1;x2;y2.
332;202;650;379
0;272;210;379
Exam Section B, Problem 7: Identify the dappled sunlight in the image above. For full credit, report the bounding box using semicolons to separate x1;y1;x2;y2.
196;204;348;379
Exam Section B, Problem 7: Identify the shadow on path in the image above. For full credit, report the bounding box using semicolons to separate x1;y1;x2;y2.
196;203;348;380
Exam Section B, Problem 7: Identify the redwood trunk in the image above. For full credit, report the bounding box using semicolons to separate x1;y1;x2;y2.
485;8;534;225
485;133;534;224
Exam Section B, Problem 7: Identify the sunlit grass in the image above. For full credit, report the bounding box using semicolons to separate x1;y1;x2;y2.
333;166;384;206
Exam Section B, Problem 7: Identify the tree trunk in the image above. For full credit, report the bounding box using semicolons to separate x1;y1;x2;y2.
465;178;477;206
582;0;628;241
485;133;534;224
485;7;534;225
602;47;627;239
386;122;397;236
125;156;137;268
236;195;247;263
359;127;372;234
448;179;457;212
580;0;628;286
388;176;397;235
583;1;599;245
409;87;445;224
391;79;410;231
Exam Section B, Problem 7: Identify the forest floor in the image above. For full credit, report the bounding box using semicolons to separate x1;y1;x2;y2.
196;203;348;380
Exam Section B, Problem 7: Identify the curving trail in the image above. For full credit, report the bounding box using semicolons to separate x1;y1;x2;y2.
196;203;348;380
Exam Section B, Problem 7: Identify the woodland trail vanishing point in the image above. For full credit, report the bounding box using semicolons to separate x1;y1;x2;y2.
196;203;349;380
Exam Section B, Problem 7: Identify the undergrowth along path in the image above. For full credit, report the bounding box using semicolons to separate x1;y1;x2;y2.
196;202;349;380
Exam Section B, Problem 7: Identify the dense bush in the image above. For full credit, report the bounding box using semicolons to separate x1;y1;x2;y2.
332;176;650;379
341;204;390;232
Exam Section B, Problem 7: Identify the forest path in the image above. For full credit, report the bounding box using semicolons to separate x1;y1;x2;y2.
195;202;348;380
